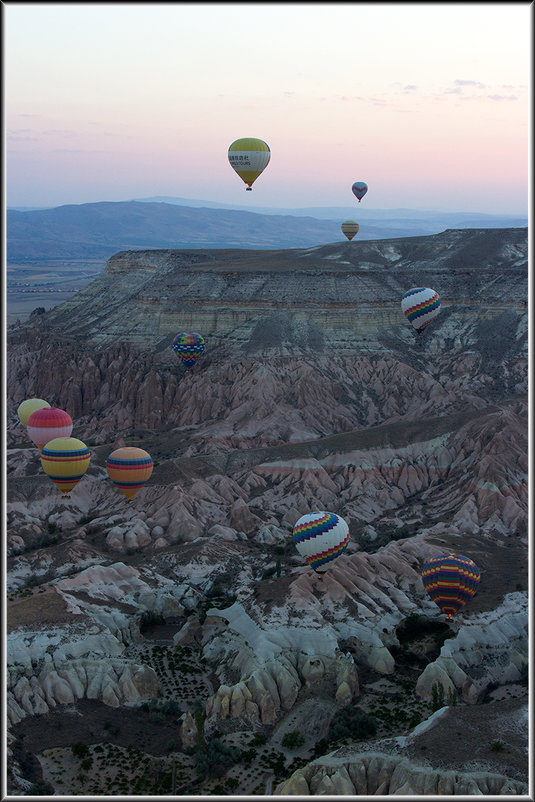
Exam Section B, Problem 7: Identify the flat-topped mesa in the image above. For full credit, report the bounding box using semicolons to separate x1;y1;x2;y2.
12;228;528;350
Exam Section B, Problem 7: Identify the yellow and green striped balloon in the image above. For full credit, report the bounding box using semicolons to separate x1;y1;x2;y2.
341;220;359;241
17;398;50;427
40;437;91;495
228;138;270;190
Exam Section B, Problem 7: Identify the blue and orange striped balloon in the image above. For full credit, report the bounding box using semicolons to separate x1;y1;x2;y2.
401;287;441;332
422;553;480;619
293;511;350;573
40;437;91;495
172;332;205;368
106;447;153;501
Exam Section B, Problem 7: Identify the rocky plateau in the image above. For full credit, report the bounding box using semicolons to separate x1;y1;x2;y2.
5;227;529;796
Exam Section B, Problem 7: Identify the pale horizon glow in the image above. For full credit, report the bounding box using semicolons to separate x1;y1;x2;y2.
4;2;531;214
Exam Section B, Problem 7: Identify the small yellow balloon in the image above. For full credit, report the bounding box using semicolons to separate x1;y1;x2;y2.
17;398;50;427
341;221;359;241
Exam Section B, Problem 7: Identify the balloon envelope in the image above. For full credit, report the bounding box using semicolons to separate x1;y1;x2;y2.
341;220;359;241
106;447;154;500
293;511;350;572
401;287;441;332
228;138;270;190
40;437;91;495
422;553;480;619
172;331;205;368
27;407;73;451
17;398;50;427
352;182;368;202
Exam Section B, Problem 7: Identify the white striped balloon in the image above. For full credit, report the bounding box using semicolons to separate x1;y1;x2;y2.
292;511;350;572
401;287;441;332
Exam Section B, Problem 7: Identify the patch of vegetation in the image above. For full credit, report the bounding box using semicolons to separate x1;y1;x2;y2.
71;742;89;759
328;707;377;742
281;731;305;749
195;737;242;781
139;610;166;633
490;740;504;752
396;613;450;648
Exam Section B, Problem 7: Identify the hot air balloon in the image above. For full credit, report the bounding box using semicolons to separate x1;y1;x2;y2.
228;138;270;190
26;407;73;451
422;553;480;619
106;447;154;501
172;331;205;368
17;398;50;427
293;512;350;573
40;437;91;495
401;287;441;333
341;220;359;241
352;182;368;202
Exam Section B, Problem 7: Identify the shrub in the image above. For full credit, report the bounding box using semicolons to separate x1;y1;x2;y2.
328;707;377;742
72;742;89;758
490;740;504;752
312;737;329;757
281;731;305;749
139;610;165;632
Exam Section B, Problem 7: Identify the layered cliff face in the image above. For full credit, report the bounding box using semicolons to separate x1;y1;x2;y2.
6;228;528;794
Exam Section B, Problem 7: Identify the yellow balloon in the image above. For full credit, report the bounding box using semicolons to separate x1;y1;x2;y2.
228;138;270;190
40;437;91;495
341;221;359;241
17;398;50;427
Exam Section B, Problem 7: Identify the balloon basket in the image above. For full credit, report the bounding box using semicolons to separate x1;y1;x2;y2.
246;187;252;191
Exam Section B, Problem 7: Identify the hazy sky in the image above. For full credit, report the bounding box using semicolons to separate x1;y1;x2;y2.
4;2;531;213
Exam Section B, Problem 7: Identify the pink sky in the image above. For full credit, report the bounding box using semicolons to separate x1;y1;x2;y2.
5;3;530;213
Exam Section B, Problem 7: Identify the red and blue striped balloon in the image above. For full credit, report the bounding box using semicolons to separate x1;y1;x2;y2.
293;511;350;573
172;332;205;368
40;437;91;495
106;447;153;501
422;553;480;619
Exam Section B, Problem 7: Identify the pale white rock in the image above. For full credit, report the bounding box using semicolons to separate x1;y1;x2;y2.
166;507;204;542
151;525;165;538
229;498;262;533
208;523;238;541
416;593;528;702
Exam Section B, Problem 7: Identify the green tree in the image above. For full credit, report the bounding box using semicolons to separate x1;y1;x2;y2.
281;731;305;749
71;742;89;759
431;682;445;711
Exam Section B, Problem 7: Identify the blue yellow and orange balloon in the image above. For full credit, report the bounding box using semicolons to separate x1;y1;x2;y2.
106;447;154;501
293;512;350;573
26;407;73;451
228;138;270;190
17;398;50;427
341;221;359;241
401;287;441;333
422;553;480;619
352;182;368;202
40;437;91;495
172;331;205;368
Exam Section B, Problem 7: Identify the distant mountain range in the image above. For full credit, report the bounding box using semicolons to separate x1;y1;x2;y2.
7;198;527;262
